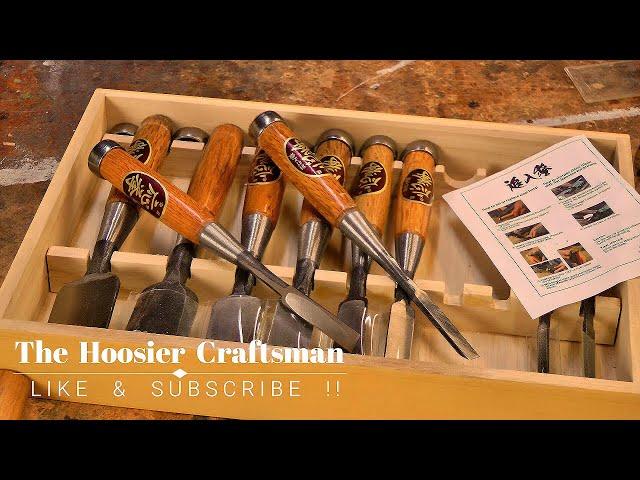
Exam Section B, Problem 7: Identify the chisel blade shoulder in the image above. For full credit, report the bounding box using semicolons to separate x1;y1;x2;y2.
207;295;262;343
127;281;199;336
49;273;120;328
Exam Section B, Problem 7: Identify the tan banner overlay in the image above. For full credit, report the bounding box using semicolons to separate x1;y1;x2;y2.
2;320;640;419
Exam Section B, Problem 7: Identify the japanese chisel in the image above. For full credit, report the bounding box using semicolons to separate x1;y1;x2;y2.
49;115;173;328
126;124;244;335
537;311;552;373
249;111;478;359
206;148;285;343
385;140;440;359
580;296;596;378
337;135;396;354
87;140;360;351
268;130;355;348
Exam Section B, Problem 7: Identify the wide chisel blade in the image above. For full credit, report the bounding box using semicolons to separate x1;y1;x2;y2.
48;273;119;328
208;295;262;343
49;115;174;328
125;126;216;336
127;280;199;336
207;148;285;344
267;301;313;349
336;298;367;353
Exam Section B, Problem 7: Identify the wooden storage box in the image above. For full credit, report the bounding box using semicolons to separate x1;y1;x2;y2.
1;89;639;418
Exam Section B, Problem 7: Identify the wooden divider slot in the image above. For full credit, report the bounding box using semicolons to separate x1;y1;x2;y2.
45;246;621;346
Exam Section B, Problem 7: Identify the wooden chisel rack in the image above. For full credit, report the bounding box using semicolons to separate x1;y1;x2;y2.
0;89;636;418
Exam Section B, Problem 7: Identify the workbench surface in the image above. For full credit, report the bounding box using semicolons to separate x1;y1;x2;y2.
1;60;638;420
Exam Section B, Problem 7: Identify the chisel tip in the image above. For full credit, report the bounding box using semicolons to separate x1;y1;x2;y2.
413;289;479;360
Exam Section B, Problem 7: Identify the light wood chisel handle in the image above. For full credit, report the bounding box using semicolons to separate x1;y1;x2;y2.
353;136;396;234
91;143;216;243
394;141;438;242
190;124;244;216
90;140;361;351
303;131;355;348
243;149;285;226
232;149;286;297
250;114;356;226
385;141;440;359
300;136;353;225
249;113;478;359
106;114;173;205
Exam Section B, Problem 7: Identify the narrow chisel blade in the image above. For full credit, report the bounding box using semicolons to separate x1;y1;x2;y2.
537;312;551;373
385;300;415;359
581;297;596;378
409;287;479;360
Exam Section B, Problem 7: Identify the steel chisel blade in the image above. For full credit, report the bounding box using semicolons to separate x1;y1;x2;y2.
208;295;262;343
49;273;120;328
127;281;198;336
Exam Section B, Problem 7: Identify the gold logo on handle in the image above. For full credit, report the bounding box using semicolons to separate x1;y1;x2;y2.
126;138;152;164
249;150;282;185
284;138;331;177
353;161;387;196
122;171;168;218
402;168;433;205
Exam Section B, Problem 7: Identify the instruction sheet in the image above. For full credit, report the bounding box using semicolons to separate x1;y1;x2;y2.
443;135;640;318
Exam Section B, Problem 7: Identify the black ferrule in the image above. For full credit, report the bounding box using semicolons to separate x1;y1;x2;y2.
347;254;372;301
86;240;117;275
292;258;317;296
164;242;195;285
232;268;256;296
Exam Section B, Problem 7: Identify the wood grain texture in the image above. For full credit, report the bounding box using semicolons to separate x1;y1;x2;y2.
189;123;243;215
300;138;353;225
258;122;356;226
394;150;437;238
106;114;173;205
242;149;285;225
352;143;395;234
99;148;215;243
0;370;30;419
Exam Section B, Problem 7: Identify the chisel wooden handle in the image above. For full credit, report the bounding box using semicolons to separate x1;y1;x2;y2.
252;113;477;360
300;134;354;225
90;142;216;243
243;149;285;225
90;140;360;351
386;141;439;359
394;141;439;241
0;370;30;420
106;114;173;205
353;136;397;234
250;113;356;226
189;124;244;214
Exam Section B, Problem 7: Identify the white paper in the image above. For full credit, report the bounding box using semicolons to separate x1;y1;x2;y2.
443;135;640;319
